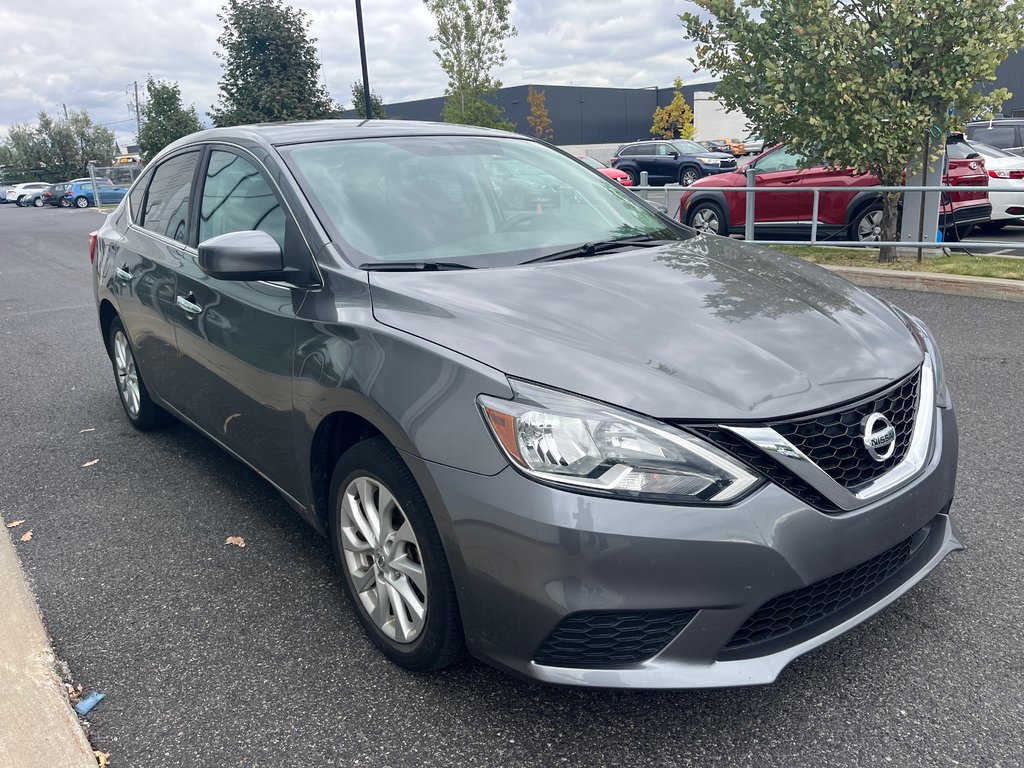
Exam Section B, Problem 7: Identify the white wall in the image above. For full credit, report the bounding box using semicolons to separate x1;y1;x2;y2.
693;92;750;141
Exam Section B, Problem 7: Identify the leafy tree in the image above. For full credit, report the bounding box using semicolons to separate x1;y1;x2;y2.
1;110;115;180
651;77;696;140
211;0;337;126
526;86;553;141
681;0;1024;262
138;77;204;161
350;81;386;119
424;0;517;130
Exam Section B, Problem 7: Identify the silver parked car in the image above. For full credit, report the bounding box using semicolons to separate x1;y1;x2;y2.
91;120;961;688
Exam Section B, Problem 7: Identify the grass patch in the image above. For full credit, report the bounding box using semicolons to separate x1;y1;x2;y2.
775;246;1024;281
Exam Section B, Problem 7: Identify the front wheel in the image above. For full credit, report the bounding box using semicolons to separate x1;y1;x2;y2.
687;201;726;235
59;197;71;208
679;167;700;187
75;196;90;208
32;197;44;207
329;437;464;672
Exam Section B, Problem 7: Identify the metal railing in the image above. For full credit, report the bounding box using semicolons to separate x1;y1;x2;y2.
628;171;1022;251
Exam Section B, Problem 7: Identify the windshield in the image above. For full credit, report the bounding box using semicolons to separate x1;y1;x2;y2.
966;140;1015;159
283;135;684;268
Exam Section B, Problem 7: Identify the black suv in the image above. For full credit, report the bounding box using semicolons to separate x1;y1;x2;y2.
610;139;736;186
966;119;1024;157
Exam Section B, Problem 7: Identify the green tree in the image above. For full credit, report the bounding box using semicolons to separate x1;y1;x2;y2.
424;0;517;130
350;81;386;119
1;110;115;180
681;0;1024;262
210;0;337;127
651;77;695;140
138;77;204;161
526;86;553;141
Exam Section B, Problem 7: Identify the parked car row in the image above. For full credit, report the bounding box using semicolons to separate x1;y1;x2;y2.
3;178;130;209
676;133;1024;241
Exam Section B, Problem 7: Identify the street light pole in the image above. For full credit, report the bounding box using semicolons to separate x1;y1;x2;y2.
354;0;372;119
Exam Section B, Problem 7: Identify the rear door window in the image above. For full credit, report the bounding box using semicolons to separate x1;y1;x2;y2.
142;152;200;244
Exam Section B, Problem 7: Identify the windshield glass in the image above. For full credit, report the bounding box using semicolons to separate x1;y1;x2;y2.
966;140;1015;159
282;135;684;268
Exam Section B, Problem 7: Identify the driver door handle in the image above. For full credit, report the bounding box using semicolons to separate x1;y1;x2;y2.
175;293;203;316
115;265;133;281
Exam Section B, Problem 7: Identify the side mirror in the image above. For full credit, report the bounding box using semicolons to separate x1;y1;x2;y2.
198;230;285;281
667;150;679;158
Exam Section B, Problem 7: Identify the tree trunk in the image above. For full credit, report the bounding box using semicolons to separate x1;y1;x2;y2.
878;190;901;263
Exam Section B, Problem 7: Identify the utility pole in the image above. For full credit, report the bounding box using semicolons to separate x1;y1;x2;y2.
134;81;142;138
62;103;68;119
354;0;372;120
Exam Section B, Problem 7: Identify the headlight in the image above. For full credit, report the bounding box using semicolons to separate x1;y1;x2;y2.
889;307;951;409
697;157;721;166
478;381;760;503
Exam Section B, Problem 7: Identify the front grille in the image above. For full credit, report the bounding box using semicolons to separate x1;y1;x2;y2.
534;610;697;667
720;532;916;657
720;158;738;169
771;370;920;490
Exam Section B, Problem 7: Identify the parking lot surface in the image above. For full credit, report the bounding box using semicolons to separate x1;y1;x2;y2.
1;203;1022;767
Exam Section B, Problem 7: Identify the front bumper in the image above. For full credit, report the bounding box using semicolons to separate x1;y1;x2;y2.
416;407;960;688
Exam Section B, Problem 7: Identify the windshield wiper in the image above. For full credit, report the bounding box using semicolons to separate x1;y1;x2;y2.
523;235;666;265
359;261;477;272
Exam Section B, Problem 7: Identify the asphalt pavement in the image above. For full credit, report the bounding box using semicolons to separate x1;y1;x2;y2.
1;202;1022;767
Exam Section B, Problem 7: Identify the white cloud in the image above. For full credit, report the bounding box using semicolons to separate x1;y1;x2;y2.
0;0;710;144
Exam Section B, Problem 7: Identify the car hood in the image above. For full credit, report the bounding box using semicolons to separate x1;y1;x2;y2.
699;151;735;160
368;237;923;420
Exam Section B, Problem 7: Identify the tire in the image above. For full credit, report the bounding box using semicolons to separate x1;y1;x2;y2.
75;196;90;208
108;317;172;431
850;204;884;242
329;437;464;672
679;167;700;187
32;197;44;207
944;223;973;242
978;220;1008;233
59;197;71;208
15;196;25;207
687;200;726;235
624;169;639;186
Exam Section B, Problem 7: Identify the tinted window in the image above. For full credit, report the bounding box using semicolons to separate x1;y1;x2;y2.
619;145;640;156
755;146;805;173
968;125;1018;148
672;140;707;154
142;152;199;244
128;170;150;220
199;151;285;247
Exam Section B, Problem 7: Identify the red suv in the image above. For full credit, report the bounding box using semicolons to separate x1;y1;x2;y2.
679;139;991;241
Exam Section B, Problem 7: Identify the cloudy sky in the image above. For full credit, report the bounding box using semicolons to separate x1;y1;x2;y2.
0;0;710;147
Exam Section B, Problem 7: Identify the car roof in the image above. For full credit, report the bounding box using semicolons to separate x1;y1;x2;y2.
161;119;520;155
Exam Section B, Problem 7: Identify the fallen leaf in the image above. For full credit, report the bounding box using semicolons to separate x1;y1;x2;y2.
81;459;100;468
64;683;83;703
225;536;246;548
5;519;25;528
94;750;110;767
80;428;96;434
20;530;33;542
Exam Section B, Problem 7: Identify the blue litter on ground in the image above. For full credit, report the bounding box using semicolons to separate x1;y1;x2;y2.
74;691;105;716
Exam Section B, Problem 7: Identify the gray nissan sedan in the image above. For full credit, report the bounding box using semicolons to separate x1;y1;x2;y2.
91;120;961;688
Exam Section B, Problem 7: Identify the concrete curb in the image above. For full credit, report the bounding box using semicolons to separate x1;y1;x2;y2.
0;526;97;768
824;265;1024;303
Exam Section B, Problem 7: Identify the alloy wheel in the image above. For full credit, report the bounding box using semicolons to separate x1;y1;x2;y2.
681;169;699;186
857;210;883;241
691;207;721;234
339;476;428;644
112;330;141;417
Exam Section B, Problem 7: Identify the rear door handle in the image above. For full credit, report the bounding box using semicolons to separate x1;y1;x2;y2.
175;294;203;316
115;265;133;281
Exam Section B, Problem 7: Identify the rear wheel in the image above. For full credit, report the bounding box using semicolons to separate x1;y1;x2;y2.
15;196;26;207
329;437;464;672
687;200;726;235
624;169;639;186
851;204;884;242
108;317;172;430
679;167;700;187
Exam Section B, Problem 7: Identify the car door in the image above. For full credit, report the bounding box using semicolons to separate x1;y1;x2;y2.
109;150;201;409
796;163;874;232
171;146;310;500
748;146;810;230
